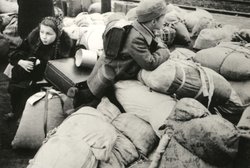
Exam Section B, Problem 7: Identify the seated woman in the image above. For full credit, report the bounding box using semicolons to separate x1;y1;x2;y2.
4;16;75;120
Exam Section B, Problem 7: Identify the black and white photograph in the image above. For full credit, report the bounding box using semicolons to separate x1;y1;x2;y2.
0;0;250;167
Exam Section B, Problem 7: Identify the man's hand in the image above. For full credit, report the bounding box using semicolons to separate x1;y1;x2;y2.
18;59;34;72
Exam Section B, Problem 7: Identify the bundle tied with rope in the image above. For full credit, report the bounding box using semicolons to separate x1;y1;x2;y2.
12;88;68;149
138;59;243;112
195;42;250;81
163;11;191;45
157;98;240;166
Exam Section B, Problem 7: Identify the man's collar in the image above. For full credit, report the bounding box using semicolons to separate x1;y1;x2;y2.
132;20;155;45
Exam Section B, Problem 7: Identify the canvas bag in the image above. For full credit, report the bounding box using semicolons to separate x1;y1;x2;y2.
97;97;121;123
27;136;98;168
138;59;242;109
195;42;250;80
12;88;67;149
164;11;190;45
99;130;139;168
54;107;117;161
138;59;232;105
163;98;240;165
112;113;159;156
114;80;176;137
193;25;239;50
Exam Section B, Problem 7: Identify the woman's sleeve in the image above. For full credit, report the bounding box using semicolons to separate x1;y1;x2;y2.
9;38;31;66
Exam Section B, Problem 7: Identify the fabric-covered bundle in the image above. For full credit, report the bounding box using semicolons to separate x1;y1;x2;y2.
99;130;139;168
195;42;250;81
162;98;239;166
164;11;191;45
27;136;98;168
193;25;239;50
159;138;219;168
77;24;105;52
54;107;117;161
184;8;213;32
191;17;216;38
28;107;118;167
229;80;250;105
98;152;125;168
160;26;176;46
138;59;242;109
12;89;67;149
114;80;176;136
112;113;159;156
74;12;104;27
97;97;121;123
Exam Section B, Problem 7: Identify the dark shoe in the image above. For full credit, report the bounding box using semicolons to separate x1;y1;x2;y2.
63;87;78;115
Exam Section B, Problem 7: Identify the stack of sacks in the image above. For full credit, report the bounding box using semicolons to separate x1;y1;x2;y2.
130;98;239;168
193;25;239;50
158;98;239;167
194;41;250;108
63;12;105;50
138;59;244;113
97;97;159;168
27;107;117;168
97;97;139;168
114;80;177;137
63;12;106;69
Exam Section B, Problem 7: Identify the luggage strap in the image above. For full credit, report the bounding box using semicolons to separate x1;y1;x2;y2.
175;60;214;108
217;44;250;74
43;89;65;136
197;66;214;108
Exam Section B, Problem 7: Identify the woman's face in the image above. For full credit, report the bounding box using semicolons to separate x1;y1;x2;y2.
39;24;57;45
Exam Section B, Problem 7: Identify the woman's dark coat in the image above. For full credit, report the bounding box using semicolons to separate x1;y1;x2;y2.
9;27;75;83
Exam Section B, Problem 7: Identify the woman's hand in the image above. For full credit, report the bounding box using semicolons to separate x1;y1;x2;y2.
18;59;34;72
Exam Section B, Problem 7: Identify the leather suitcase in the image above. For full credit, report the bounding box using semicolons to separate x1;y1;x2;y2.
44;58;91;94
